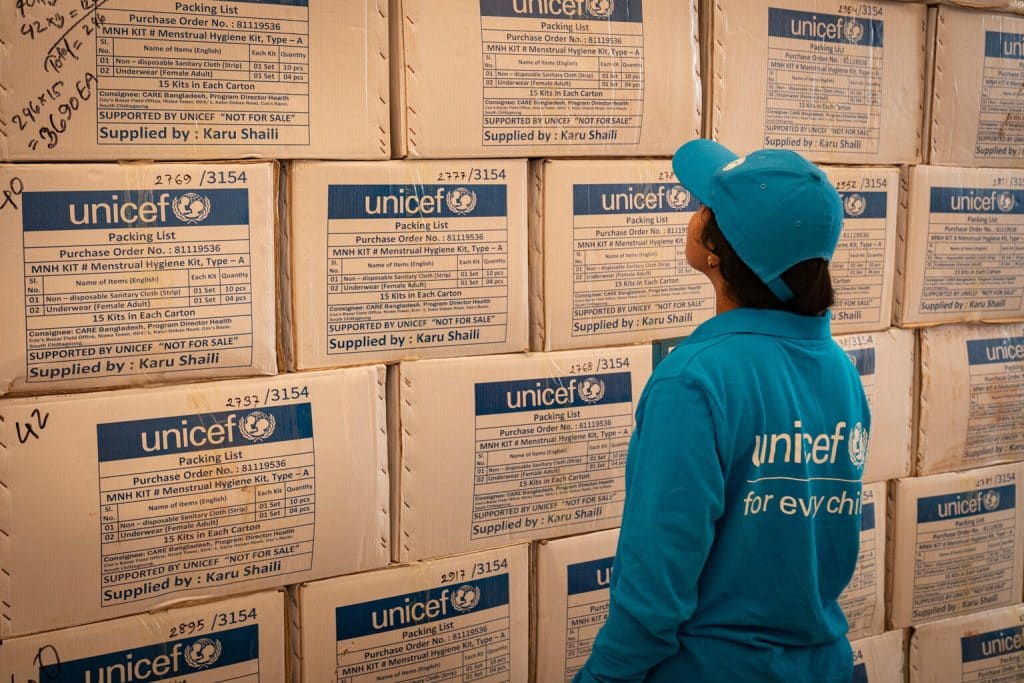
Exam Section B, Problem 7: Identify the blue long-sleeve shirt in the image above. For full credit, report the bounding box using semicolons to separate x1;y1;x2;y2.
575;308;870;683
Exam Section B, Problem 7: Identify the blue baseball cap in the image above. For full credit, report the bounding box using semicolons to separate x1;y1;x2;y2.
672;139;843;302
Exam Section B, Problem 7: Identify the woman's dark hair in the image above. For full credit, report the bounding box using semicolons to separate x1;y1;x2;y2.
700;211;834;317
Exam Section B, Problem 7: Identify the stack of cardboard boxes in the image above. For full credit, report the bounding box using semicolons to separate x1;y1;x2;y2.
0;0;1022;681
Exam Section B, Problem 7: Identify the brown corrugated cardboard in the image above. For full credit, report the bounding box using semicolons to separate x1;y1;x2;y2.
0;1;388;161
910;604;1024;682
894;165;1024;327
710;0;928;164
851;630;906;683
895;0;1024;16
392;345;652;562
889;464;1024;628
834;329;916;483
928;6;1024;167
0;367;389;637
287;160;529;369
841;481;887;640
392;0;701;158
0;162;278;397
292;544;529;683
529;159;714;351
824;166;901;334
0;590;286;679
918;323;1024;475
534;528;618;682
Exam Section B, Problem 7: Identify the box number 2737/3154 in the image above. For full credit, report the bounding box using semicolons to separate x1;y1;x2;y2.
225;386;310;408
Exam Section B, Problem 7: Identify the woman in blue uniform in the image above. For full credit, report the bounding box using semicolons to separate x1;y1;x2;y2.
574;140;871;683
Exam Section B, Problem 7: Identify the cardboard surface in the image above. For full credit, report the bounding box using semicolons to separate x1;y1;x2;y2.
392;0;701;158
889;464;1024;628
894;0;1024;17
710;0;928;164
928;6;1024;167
0;162;278;397
534;528;618;682
840;481;887;640
910;604;1024;682
293;544;529;683
529;159;714;351
834;328;916;483
0;0;389;160
850;630;906;683
0;590;286;679
287;160;529;369
918;323;1024;475
392;345;652;562
824;166;901;334
0;367;389;637
894;165;1024;327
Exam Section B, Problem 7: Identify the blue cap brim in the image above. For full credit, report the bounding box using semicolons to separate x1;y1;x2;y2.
672;139;739;210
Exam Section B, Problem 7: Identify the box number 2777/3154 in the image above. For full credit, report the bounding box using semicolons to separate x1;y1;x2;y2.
225;386;310;409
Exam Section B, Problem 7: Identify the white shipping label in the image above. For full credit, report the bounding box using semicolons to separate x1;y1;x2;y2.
471;371;633;539
958;623;1024;681
98;401;316;606
963;336;1024;463
89;0;310;148
912;480;1020;623
325;184;510;356
918;188;1024;318
839;488;879;635
763;8;884;155
977;30;1024;161
569;183;711;339
22;186;257;384
564;555;613;681
832;190;890;327
479;0;645;148
335;571;514;680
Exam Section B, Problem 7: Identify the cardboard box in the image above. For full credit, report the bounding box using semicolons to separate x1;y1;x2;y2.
392;0;701;158
709;0;928;164
889;464;1024;628
894;165;1024;327
0;367;389;637
895;0;1024;17
824;166;901;334
529;159;714;351
840;481;887;640
918;323;1024;475
534;528;618;682
292;544;529;683
287;160;529;369
910;604;1024;682
0;590;285;680
927;6;1024;167
0;1;389;161
834;329;916;483
851;630;905;683
0;162;278;397
392;345;652;561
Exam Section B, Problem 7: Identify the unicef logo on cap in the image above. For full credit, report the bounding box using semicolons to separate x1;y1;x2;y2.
578;377;606;404
586;0;614;17
184;638;222;669
446;187;477;215
998;192;1016;213
844;194;867;217
171;192;212;224
844;19;865;43
666;185;692;210
848;422;869;469
239;411;276;442
450;584;481;612
984;489;1001;512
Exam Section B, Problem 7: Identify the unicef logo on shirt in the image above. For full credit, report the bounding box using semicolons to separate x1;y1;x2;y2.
844;193;867;218
446;187;478;215
984;489;1001;512
997;192;1016;213
184;638;222;669
848;422;869;468
578;377;606;404
171;192;212;224
666;185;692;210
239;411;276;442
586;0;614;18
844;19;865;43
450;584;481;612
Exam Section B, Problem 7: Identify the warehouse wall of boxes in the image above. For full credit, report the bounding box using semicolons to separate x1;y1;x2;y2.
0;0;1023;681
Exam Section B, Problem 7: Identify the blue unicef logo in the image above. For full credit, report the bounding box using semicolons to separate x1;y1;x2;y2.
848;422;869;468
171;192;211;224
587;0;614;17
239;411;276;442
184;638;222;669
844;19;865;43
984;489;1001;512
578;377;606;404
446;187;477;215
998;192;1015;213
450;584;481;612
666;185;691;210
844;193;867;217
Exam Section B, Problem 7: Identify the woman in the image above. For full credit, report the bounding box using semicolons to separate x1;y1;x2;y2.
574;140;871;683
